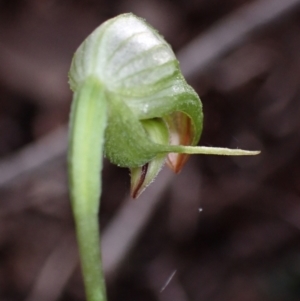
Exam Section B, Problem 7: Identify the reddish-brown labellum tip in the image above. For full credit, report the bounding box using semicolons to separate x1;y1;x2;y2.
165;112;193;173
167;153;190;173
131;163;149;199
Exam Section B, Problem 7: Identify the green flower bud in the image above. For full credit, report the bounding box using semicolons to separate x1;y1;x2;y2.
69;13;202;170
69;13;259;198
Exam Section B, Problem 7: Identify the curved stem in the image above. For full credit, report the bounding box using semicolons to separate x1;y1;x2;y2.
68;77;107;301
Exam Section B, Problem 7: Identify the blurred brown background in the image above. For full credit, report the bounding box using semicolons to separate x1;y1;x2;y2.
1;0;300;300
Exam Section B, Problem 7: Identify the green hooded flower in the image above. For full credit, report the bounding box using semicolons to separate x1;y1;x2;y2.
69;13;259;198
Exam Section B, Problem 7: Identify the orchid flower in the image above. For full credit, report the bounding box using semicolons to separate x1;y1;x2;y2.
68;13;259;301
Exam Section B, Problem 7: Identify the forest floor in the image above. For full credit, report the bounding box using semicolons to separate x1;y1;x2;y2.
1;1;300;300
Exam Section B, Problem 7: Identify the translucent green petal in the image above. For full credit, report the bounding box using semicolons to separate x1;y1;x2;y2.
130;118;169;198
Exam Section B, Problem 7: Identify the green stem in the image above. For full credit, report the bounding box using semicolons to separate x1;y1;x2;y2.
76;214;106;301
68;77;107;301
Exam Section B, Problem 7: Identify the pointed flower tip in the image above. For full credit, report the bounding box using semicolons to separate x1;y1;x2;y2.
165;112;197;174
130;119;169;198
167;153;190;173
131;163;149;199
130;154;166;198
